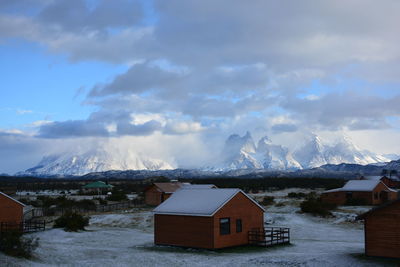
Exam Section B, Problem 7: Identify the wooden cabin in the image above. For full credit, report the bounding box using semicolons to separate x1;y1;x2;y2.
144;182;216;206
380;176;400;189
0;191;26;223
153;188;265;249
357;199;400;259
321;180;398;206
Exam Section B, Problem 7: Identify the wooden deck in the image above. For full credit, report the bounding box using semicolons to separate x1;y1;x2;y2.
248;227;290;247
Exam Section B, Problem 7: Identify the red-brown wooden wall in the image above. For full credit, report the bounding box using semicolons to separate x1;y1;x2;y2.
0;193;24;223
363;201;400;259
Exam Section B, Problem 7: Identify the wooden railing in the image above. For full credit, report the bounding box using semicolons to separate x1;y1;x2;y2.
248;227;290;247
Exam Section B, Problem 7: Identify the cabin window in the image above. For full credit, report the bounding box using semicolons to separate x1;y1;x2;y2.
374;192;379;199
346;192;353;200
236;219;242;233
220;218;230;235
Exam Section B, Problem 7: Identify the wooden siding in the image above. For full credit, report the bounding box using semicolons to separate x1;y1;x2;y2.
154;214;214;249
213;192;264;249
144;185;162;206
363;201;400;259
0;194;24;223
321;191;347;205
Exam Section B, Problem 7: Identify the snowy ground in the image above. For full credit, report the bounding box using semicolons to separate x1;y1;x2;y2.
1;189;399;267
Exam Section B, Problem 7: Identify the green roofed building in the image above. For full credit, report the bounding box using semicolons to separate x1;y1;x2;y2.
82;181;113;194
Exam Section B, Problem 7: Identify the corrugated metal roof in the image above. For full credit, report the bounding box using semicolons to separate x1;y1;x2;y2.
82;181;114;189
153;188;265;216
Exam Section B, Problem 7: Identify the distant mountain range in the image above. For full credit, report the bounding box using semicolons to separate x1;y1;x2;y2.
15;131;398;177
215;132;392;171
16;148;174;177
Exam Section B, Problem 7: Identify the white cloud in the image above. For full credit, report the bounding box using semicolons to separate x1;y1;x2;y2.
16;109;33;115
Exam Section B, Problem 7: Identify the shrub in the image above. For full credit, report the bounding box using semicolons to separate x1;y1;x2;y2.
75;199;97;210
287;192;307;199
300;198;337;217
0;231;39;258
260;196;275;206
106;191;128;202
54;212;89;231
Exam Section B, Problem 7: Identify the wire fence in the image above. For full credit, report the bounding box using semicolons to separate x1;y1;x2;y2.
0;221;46;234
25;199;145;217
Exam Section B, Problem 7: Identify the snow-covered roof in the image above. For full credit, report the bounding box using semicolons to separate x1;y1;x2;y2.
324;180;397;193
357;199;400;220
342;180;381;191
152;182;184;193
0;191;26;207
324;188;342;193
364;176;382;181
181;184;216;189
153;188;265;216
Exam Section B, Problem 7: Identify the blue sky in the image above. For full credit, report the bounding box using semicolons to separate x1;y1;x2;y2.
0;0;400;173
0;39;128;129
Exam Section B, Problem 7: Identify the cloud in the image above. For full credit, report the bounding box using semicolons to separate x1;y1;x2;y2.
38;0;143;32
1;0;400;173
271;123;298;133
16;109;33;115
164;121;204;135
38;120;110;138
282;93;400;131
89;62;183;97
117;119;162;136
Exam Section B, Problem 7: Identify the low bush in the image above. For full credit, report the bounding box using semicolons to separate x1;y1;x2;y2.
106;191;128;202
54;212;89;231
260;196;275;206
75;199;97;210
0;231;39;258
287;192;307;199
300;198;337;217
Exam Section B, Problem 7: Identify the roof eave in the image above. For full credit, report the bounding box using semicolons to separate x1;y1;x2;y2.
0;191;26;207
153;212;213;217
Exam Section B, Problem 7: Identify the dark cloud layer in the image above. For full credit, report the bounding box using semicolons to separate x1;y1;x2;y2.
38;0;143;32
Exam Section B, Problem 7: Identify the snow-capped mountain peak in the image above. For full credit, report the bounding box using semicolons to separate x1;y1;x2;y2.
218;131;391;171
17;148;175;177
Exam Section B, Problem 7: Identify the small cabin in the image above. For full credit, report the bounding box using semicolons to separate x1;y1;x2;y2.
357;199;400;259
144;182;216;206
0;191;26;223
153;188;265;249
321;180;398;206
82;181;113;194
